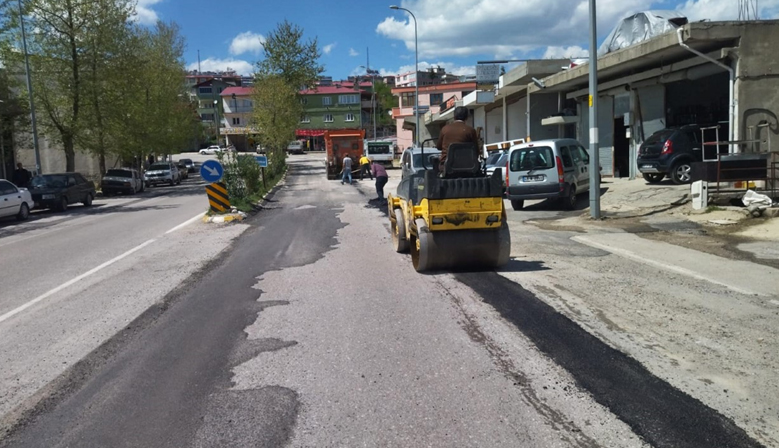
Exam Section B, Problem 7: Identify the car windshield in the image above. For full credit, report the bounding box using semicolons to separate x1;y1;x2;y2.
412;152;441;169
180;159;193;164
31;175;68;188
106;169;132;178
149;163;170;171
485;152;504;166
510;147;555;171
367;144;391;154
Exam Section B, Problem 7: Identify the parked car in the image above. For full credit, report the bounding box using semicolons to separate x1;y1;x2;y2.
144;162;181;187
28;173;96;211
177;162;189;180
179;158;196;173
287;140;305;155
637;125;702;185
101;168;143;196
399;146;442;178
0;179;34;221
505;139;592;211
199;145;223;155
256;144;266;154
484;150;508;189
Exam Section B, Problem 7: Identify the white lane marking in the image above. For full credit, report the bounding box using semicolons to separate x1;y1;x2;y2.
573;236;762;297
165;212;206;234
294;205;316;210
0;239;156;324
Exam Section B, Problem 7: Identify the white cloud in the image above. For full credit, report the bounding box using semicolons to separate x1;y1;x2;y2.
542;46;589;59
377;0;652;58
187;58;254;76
323;43;336;55
377;61;475;78
134;0;162;25
677;0;779;20
349;48;359;57
229;32;265;56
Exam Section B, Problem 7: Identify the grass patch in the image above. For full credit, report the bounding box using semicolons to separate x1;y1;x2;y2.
704;205;726;213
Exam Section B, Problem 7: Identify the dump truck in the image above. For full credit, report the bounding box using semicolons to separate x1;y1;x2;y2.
325;129;366;180
388;139;510;272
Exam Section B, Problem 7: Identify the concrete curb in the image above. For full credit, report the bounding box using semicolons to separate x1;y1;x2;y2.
202;211;247;223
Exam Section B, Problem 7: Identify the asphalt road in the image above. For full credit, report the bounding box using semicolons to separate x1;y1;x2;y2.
0;153;773;447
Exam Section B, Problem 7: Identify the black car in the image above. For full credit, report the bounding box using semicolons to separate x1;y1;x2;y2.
179;158;196;173
28;173;96;211
637;125;702;184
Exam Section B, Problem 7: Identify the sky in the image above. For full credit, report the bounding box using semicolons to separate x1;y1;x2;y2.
138;0;779;79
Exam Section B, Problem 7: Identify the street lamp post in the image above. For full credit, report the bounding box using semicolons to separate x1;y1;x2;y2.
588;0;601;219
390;5;419;147
213;99;220;147
17;0;42;175
360;65;378;140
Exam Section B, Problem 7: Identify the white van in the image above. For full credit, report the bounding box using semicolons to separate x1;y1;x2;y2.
287;140;305;154
505;139;593;210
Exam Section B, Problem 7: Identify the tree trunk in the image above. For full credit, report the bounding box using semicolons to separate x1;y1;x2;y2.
64;133;76;172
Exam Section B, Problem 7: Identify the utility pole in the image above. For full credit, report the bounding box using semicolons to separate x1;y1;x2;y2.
17;0;42;175
588;0;601;219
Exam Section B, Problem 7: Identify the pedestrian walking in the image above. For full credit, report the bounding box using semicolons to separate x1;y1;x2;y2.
359;155;373;180
372;160;388;202
341;154;353;185
12;163;31;187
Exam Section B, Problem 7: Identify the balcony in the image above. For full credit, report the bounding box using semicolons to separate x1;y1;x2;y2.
223;105;254;114
361;100;374;109
392;106;415;118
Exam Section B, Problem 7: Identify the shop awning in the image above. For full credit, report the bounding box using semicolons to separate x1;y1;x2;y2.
296;129;326;137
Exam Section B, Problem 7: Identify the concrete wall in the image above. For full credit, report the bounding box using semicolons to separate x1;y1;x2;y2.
507;98;527;140
529;92;561;142
735;22;779;154
13;133;121;181
485;106;503;144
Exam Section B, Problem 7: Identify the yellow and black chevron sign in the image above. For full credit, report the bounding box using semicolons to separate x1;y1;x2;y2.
205;182;230;213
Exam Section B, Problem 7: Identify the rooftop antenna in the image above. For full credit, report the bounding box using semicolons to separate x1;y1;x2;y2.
738;0;759;20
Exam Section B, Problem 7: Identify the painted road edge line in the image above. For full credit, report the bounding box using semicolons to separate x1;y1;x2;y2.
0;239;156;324
572;235;762;297
165;212;206;234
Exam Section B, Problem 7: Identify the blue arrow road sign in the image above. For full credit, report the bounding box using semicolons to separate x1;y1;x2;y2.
254;155;268;167
200;160;224;183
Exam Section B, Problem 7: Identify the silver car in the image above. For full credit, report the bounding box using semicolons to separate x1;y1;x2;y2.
505;139;592;210
0;179;34;221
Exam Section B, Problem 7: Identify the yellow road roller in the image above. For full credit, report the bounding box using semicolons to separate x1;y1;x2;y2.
387;140;511;272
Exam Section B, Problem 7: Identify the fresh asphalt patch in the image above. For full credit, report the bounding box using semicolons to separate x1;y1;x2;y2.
455;271;765;448
0;165;345;448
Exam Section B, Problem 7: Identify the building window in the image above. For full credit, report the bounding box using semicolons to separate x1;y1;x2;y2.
324;114;333;123
338;94;359;105
232;117;240;125
400;92;415;107
242;100;252;107
199;87;212;94
345;113;355;122
300;115;310;123
429;93;443;106
201;113;215;121
218;87;223;93
301;98;308;105
322;97;332;106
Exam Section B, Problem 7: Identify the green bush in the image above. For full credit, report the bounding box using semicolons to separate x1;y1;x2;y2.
213;151;286;213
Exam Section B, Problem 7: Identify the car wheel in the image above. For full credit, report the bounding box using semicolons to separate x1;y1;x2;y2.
643;173;665;184
670;161;692;185
17;202;30;221
562;186;577;210
169;178;175;186
176;176;181;185
510;199;524;211
83;193;93;206
59;197;68;212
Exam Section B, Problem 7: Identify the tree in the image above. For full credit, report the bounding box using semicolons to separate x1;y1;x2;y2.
256;20;323;90
252;21;323;171
252;75;299;176
374;80;396;130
